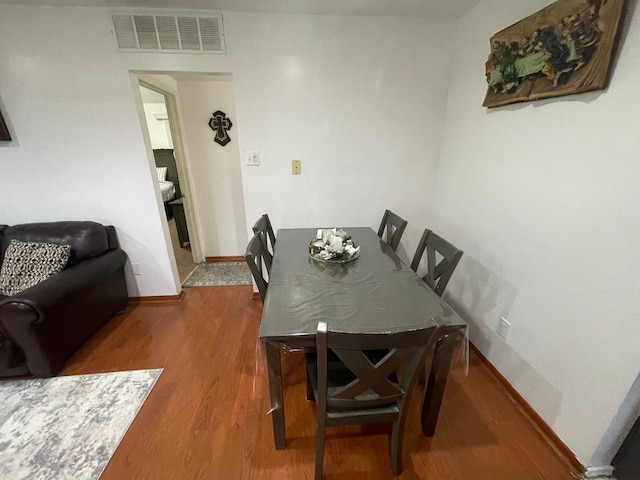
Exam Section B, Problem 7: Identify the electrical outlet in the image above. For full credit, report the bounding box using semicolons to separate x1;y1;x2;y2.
245;150;260;166
292;160;301;175
131;263;142;276
497;316;511;340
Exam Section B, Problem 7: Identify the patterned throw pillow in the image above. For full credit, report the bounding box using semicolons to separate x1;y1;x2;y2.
0;239;71;296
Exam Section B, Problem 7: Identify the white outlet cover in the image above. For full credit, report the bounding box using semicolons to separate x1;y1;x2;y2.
497;317;511;340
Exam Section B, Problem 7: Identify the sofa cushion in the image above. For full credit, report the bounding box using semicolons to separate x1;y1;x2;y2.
0;222;110;266
0;239;71;296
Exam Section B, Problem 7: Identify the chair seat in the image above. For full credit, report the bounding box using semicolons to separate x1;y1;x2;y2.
326;406;400;425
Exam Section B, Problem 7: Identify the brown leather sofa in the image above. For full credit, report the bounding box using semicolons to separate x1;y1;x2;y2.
0;221;128;377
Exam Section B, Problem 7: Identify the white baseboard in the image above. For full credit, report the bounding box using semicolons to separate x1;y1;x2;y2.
581;465;615;479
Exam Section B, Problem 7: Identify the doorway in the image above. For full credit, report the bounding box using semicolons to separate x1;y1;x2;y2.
139;82;197;283
134;72;249;291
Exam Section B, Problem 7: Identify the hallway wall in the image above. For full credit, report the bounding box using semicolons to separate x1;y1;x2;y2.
176;76;248;257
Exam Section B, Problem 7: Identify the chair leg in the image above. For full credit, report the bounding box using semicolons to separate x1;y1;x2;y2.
306;369;315;401
390;417;407;475
305;348;317;401
315;418;326;479
419;359;426;385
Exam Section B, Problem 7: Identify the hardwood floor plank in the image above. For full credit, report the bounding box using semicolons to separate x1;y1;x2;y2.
59;286;577;479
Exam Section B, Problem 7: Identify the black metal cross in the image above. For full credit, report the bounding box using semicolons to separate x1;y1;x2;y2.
208;110;233;146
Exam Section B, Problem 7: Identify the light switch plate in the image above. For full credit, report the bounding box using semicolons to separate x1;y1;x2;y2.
292;160;301;175
245;150;260;166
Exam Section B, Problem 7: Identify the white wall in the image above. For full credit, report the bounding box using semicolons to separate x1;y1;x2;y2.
0;4;177;297
142;102;173;149
0;4;456;293
436;0;640;465
176;77;247;257
230;13;457;263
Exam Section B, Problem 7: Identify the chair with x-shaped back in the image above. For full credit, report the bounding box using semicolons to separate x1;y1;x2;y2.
410;229;463;297
306;320;442;479
252;214;275;272
244;232;270;301
377;209;408;252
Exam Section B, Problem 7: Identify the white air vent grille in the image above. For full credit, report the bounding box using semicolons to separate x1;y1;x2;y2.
111;12;225;54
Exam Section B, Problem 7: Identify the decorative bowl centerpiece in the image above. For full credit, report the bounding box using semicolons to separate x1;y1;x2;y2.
309;228;360;263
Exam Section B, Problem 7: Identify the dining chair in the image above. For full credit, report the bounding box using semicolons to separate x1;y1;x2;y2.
306;320;441;479
244;232;269;301
410;229;463;297
252;214;276;267
377;209;408;252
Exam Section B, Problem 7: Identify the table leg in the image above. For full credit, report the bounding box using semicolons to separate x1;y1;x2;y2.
421;329;458;436
265;342;286;449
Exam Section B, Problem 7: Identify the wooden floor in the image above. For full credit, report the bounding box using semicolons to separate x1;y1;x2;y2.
62;286;578;480
167;217;196;283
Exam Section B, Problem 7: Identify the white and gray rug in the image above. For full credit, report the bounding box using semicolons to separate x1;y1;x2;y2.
182;262;252;287
0;368;162;480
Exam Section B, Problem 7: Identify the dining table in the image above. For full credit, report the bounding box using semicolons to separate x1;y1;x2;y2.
259;227;468;449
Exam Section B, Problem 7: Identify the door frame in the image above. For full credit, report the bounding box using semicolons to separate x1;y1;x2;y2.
132;73;205;285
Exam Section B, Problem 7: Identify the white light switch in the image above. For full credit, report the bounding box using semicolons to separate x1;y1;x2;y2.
245;150;260;166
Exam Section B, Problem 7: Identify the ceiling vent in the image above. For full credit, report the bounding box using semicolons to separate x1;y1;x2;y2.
110;12;225;54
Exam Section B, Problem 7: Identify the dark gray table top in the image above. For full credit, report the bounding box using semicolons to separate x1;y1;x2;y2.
259;227;466;344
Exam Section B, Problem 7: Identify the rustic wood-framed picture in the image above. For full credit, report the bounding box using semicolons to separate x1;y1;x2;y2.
0;109;10;141
483;0;627;108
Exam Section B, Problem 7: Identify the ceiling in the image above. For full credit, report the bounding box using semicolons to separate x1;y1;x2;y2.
1;0;483;18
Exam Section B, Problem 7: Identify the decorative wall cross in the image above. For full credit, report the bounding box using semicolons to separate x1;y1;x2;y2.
208;110;233;146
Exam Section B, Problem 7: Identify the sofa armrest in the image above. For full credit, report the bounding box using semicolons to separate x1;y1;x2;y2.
0;248;129;376
0;248;128;322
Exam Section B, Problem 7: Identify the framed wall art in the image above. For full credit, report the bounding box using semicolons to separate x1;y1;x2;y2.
0;109;10;142
483;0;627;108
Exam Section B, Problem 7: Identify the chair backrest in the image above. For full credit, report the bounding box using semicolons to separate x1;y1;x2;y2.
410;229;463;297
377;210;407;252
244;233;269;301
252;214;275;269
316;321;438;414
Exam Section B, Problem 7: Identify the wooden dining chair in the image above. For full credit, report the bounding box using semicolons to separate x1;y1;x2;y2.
244;233;269;301
306;320;441;479
377;209;408;252
410;229;463;297
252;214;276;268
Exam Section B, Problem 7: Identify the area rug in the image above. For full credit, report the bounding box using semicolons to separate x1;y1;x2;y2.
182;262;252;287
0;368;162;480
